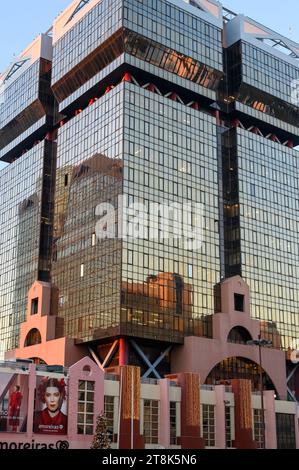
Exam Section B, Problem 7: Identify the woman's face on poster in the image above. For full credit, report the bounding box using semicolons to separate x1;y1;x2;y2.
45;386;61;412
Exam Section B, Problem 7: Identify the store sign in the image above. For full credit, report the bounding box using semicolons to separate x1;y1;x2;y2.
0;440;69;449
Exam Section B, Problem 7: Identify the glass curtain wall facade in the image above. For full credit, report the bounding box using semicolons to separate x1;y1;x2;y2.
225;41;299;127
0;36;55;356
0;144;47;352
51;0;223;345
53;86;124;342
223;19;299;350
121;83;219;343
1;0;299;361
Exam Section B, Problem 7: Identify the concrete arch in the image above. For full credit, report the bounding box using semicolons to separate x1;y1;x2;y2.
29;357;47;365
171;336;287;400
204;355;277;393
227;326;252;344
24;328;42;347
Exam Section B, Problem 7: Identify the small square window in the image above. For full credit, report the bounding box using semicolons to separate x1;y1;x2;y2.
234;294;244;312
31;298;38;315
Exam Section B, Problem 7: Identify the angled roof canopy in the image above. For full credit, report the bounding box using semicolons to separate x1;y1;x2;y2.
4;58;30;83
256;37;299;59
66;0;91;24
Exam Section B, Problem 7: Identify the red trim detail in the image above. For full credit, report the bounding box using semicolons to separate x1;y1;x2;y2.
122;72;132;83
144;83;156;92
190;102;200;110
168;92;177;101
232;119;241;128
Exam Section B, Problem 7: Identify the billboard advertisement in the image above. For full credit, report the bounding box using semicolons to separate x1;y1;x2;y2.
0;371;28;433
33;376;68;435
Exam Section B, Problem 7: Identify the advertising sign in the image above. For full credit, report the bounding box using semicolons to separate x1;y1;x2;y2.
0;371;28;433
33;376;68;435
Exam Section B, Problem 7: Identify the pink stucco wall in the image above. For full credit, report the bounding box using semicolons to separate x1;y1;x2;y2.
0;357;104;449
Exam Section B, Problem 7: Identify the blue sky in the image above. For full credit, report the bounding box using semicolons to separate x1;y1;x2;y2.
0;0;298;71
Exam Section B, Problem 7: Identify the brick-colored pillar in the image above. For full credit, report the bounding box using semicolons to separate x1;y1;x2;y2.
177;373;205;449
231;379;257;449
119;366;144;449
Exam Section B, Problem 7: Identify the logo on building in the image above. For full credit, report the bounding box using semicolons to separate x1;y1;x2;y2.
95;196;204;251
0;440;69;450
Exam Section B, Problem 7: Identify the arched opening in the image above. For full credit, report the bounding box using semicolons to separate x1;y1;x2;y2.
24;328;42;347
227;326;252;344
205;356;278;396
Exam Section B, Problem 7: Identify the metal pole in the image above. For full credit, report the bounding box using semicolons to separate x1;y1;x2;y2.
117;367;123;449
131;375;134;449
258;336;266;449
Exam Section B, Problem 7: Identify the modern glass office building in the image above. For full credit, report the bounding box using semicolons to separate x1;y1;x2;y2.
0;0;298;375
0;35;56;354
223;14;299;350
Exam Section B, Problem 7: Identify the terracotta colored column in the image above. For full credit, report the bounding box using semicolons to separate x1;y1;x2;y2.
119;366;144;449
264;390;277;449
176;373;205;449
231;379;257;449
215;385;226;449
159;378;170;449
119;338;129;366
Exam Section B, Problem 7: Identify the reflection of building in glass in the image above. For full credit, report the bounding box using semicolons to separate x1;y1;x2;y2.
121;273;211;342
53;153;123;341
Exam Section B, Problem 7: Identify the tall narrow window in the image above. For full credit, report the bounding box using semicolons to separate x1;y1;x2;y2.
234;294;244;312
225;405;232;448
77;380;95;435
104;396;114;441
80;264;85;277
202;404;215;447
170;401;177;445
127;250;133;265
143;400;159;444
253;409;265;449
31;298;39;315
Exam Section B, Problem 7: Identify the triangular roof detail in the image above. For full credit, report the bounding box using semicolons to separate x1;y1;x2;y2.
66;0;91;24
4;58;30;83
